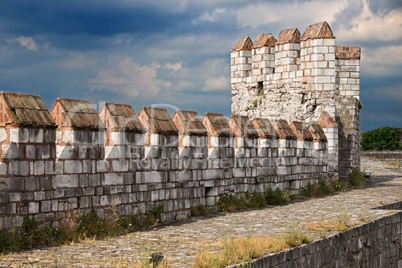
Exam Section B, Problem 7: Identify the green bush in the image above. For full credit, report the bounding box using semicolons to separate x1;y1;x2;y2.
361;127;401;151
191;205;213;217
318;179;335;195
264;185;288;205
299;183;318;197
349;167;365;188
330;180;346;192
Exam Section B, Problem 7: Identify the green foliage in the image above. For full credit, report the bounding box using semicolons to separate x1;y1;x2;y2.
0;216;63;252
190;205;213;217
218;192;268;212
77;208;109;238
284;224;312;247
299;179;343;198
318;179;335;195
249;192;267;207
0;204;167;253
361;127;401;151
264;185;288;205
329;180;346;192
358;100;364;110
349;167;365;188
252;99;258;107
299;183;318;197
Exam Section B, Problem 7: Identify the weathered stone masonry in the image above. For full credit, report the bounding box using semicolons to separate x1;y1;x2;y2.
231;21;361;178
0;21;360;228
0;90;329;228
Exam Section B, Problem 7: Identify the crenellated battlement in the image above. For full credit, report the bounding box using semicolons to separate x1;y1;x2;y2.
231;21;361;181
0;22;361;229
0;90;334;228
231;22;360;112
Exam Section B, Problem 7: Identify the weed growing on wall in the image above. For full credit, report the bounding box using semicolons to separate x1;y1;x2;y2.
298;179;345;198
193;222;311;268
283;222;312;247
217;188;287;212
190;205;213;217
264;184;289;205
348;167;365;188
0;203;166;253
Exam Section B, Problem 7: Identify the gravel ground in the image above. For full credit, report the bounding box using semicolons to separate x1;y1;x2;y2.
0;156;401;267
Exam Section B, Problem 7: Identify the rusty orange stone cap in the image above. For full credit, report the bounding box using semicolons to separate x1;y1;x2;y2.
309;123;327;142
99;102;144;132
202;112;233;137
0;91;55;127
232;36;253;51
276;28;300;44
252;33;277;48
318;111;337;128
301;21;334;40
172;110;207;136
252;118;278;139
50;98;104;130
335;46;361;60
273;119;297;139
138;107;178;134
228;115;258;138
290;121;313;141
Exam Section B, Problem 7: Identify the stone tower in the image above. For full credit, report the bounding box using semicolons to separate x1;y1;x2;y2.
231;21;361;178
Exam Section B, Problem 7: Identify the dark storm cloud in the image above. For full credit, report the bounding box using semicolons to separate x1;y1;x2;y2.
368;0;402;14
0;0;400;130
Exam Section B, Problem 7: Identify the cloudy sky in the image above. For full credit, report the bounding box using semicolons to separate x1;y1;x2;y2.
0;0;400;131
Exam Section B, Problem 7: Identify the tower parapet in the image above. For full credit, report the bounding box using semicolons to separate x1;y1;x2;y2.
231;21;361;179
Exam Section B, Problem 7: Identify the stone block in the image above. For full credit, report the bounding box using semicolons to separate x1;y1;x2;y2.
29;128;44;143
9;161;29;176
40;176;52;190
64;160;82;174
10;128;29;143
144;147;161;158
178;170;192;182
104;173;124;185
104;146;125;159
29;202;40;214
112;160;129;172
97;160;110;173
0;128;6;142
2;144;21;159
56;146;78;159
52;174;79;188
143;171;163;183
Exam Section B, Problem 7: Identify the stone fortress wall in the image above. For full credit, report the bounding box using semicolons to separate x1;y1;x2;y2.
0;21;361;229
231;21;361;179
0;91;330;229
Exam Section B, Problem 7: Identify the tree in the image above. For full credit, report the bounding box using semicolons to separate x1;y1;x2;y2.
361;127;401;151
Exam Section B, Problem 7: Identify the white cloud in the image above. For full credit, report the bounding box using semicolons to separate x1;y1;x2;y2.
233;1;345;30
335;0;402;42
62;53;93;69
117;0;189;13
90;56;171;97
148;33;232;60
196;8;227;23
202;76;230;92
166;58;230;92
16;36;38;51
165;62;182;71
362;45;402;76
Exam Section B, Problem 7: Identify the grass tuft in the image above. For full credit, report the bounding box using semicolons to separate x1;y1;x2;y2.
193;223;311;268
349;167;365;188
191;205;214;217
